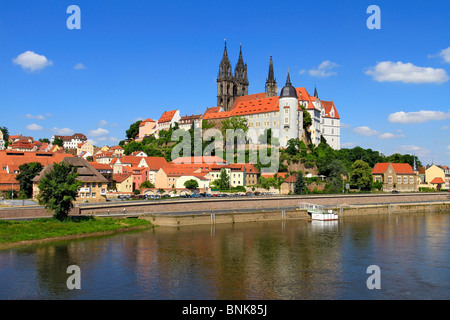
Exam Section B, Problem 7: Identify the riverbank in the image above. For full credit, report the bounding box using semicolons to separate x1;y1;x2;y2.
0;217;153;251
144;200;450;226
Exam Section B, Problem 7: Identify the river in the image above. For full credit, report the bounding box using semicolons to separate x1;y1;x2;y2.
0;211;448;300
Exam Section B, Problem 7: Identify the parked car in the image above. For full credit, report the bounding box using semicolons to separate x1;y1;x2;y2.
392;190;399;194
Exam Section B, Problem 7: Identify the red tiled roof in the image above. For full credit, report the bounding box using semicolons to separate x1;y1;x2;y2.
112;172;133;183
430;177;445;184
372;163;415;174
322;100;340;119
158;110;177;123
139;118;156;126
142;157;168;171
0;150;74;173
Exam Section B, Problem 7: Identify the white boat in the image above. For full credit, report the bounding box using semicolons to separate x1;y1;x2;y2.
298;202;339;221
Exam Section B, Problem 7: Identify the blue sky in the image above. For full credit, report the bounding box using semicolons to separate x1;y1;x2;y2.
0;0;449;165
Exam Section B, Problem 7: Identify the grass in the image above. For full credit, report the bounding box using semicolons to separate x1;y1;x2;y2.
0;216;153;245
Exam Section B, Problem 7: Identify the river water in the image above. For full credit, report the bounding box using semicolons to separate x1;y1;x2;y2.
0;212;448;300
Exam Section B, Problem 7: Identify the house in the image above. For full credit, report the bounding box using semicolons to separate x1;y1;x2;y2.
123;166;149;190
51;133;87;150
372;163;419;192
109;146;124;156
111;172;133;193
178;114;202;131
154;165;210;191
425;165;447;190
136;118;157;141
0;173;20;196
32;157;109;202
155;110;181;134
0;150;73;174
77;141;94;156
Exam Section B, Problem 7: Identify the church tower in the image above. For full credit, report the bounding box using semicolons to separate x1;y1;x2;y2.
265;56;277;98
217;41;235;111
233;45;249;98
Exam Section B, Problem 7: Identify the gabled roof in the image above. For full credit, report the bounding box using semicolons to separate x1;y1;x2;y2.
113;172;133;183
430;177;445;184
322;100;340;119
372;163;415;175
33;157;109;183
158;110;177;123
141;157;168;170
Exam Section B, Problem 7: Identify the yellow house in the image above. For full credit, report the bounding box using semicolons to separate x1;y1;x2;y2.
425;165;446;190
77;141;94;156
112;172;133;193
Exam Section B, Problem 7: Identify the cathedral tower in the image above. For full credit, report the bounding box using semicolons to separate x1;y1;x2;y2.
217;41;234;111
217;42;249;111
265;56;277;98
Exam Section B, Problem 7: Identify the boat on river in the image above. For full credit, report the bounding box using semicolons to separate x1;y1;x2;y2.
298;202;339;221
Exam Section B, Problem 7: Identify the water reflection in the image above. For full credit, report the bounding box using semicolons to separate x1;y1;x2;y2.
0;212;448;299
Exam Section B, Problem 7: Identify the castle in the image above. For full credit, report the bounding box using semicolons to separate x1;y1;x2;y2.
210;42;341;149
142;42;341;150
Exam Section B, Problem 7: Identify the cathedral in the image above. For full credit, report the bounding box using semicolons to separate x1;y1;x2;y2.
212;42;341;150
217;42;277;111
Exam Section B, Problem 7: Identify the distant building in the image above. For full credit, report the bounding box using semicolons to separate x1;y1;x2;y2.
372;163;419;192
136;118;157;141
32;157;109;202
51;133;87;150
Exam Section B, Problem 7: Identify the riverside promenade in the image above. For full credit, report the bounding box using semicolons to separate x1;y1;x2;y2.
1;193;449;225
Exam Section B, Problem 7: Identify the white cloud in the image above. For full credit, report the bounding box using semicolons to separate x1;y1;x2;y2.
53;127;74;135
98;120;108;127
88;128;109;137
365;61;449;84
25;113;45;120
441;126;450;130
26;123;43;131
388;110;450;124
447;145;450;151
439;47;450;63
378;132;405;139
12;51;53;72
398;145;431;157
340;122;353;129
73;62;87;70
353;126;379;136
308;60;340;78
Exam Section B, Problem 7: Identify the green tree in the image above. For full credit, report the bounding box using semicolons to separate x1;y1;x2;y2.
350;160;373;191
15;162;44;198
300;105;312;129
140;180;155;189
294;171;306;195
39;138;50;143
325;159;348;191
53;137;64;147
37;162;81;220
125;120;142;140
217;168;230;190
184;179;199;190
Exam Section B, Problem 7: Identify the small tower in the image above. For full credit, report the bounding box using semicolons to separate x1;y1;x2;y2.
278;71;301;148
265;56;277;98
217;40;235;111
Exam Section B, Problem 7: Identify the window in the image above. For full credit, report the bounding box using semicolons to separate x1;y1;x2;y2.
397;177;401;184
388;177;393;184
273;120;277;126
256;122;261;128
410;176;414;184
285;109;289;114
92;193;96;198
403;177;408;184
285;118;289;124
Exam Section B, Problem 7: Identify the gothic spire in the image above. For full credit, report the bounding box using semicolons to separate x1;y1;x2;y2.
314;84;319;99
265;56;277;98
218;40;232;80
267;56;275;82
